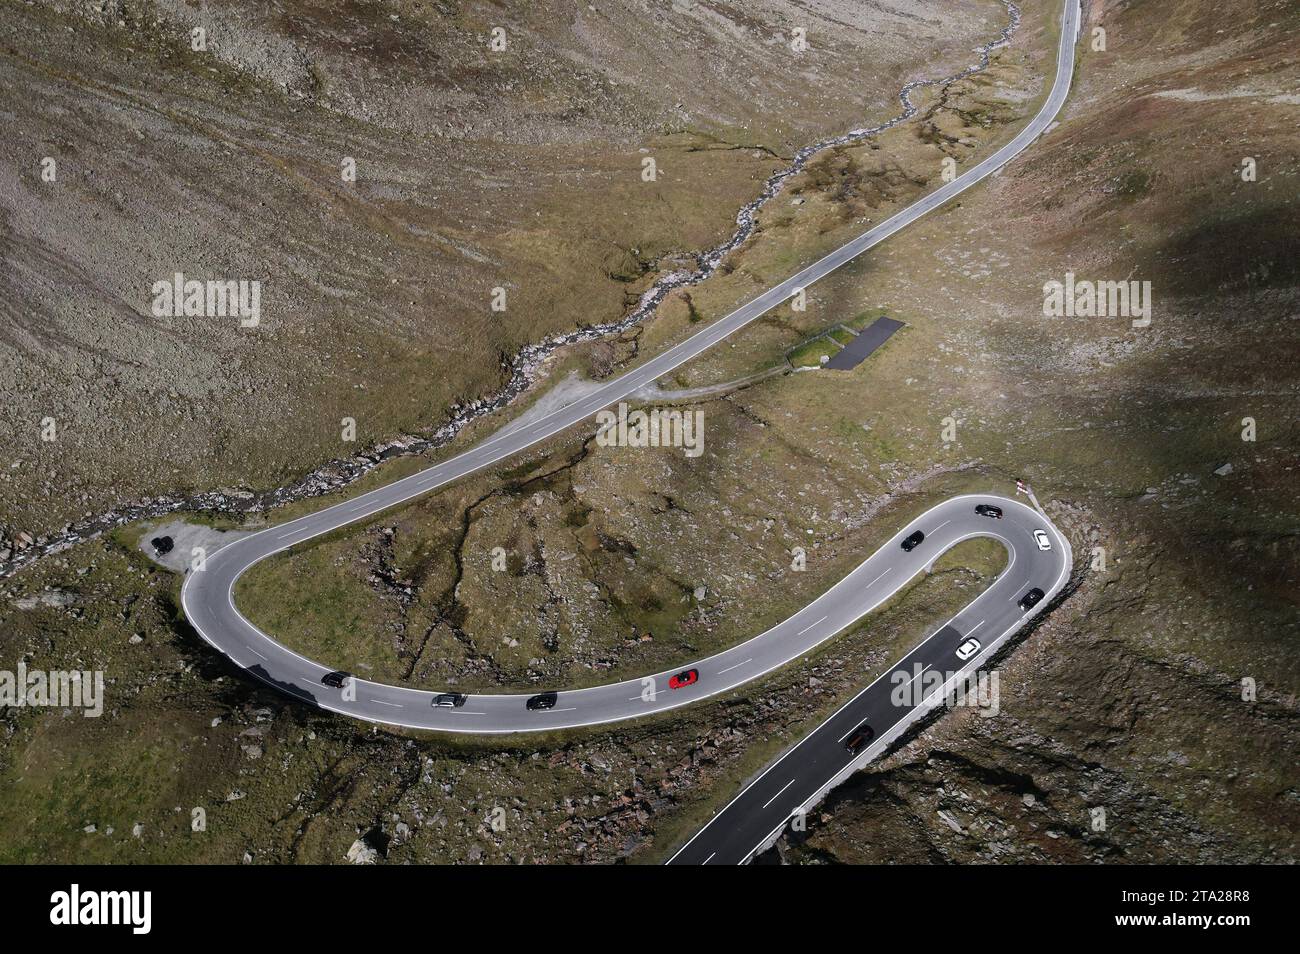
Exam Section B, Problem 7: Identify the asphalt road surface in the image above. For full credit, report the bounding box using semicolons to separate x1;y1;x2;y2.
181;0;1081;740
666;499;1070;864
185;489;1068;731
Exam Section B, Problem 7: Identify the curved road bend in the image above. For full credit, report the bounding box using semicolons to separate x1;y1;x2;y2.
667;498;1071;865
181;0;1081;735
186;493;1066;731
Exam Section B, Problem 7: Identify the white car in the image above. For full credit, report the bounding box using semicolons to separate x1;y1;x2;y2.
955;637;982;661
1033;529;1052;551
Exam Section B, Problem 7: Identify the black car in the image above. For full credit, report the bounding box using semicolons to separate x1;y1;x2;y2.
526;691;558;711
901;530;925;552
150;535;174;555
974;504;1003;519
1018;587;1045;610
432;692;467;708
320;671;350;689
844;723;875;755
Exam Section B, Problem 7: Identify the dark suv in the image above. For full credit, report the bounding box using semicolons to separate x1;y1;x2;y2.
432;692;467;708
1018;587;1045;610
526;691;558;711
844;723;875;755
320;671;351;689
974;504;1003;519
901;530;925;552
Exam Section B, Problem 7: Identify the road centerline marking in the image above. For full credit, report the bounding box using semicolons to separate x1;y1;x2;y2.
797;615;828;636
761;779;796;810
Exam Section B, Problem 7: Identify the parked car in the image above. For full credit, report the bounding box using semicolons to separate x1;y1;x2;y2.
844;723;875;755
901;530;925;552
432;692;467;708
320;671;350;689
1033;529;1052;551
955;637;982;661
526;691;558;711
1019;587;1045;610
974;504;1003;519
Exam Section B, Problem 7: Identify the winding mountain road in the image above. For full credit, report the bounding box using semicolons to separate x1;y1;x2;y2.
181;0;1080;760
667;496;1071;864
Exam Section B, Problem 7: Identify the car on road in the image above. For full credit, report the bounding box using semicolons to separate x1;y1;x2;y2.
974;504;1003;519
432;692;467;708
668;669;699;690
526;691;558;711
955;637;982;661
320;671;351;689
1033;529;1052;551
901;530;925;552
844;723;875;755
1019;587;1045;610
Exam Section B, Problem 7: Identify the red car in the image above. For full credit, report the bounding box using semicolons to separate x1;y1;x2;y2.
668;669;699;690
